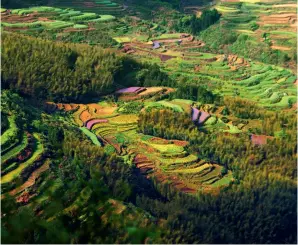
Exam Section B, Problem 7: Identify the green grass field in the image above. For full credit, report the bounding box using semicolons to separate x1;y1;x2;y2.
79;127;102;146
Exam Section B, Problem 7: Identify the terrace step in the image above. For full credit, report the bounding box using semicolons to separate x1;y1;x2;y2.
136;162;155;168
134;159;153;164
9;160;49;196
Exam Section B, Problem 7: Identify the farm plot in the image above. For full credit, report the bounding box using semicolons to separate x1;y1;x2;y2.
9;160;50;196
145;101;184;112
51;0;125;16
1;133;44;184
116;87;173;101
1;6;117;34
1;132;28;163
1;116;20;153
132;135;233;192
79;127;102;146
142;141;186;157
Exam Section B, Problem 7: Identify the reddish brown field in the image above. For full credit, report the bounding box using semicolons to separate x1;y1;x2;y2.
251;134;274;146
80;108;92;123
10;162;49;196
1;13;37;23
171;140;188;147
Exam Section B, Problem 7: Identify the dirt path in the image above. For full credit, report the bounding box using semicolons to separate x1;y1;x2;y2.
10;161;50;196
271;45;292;51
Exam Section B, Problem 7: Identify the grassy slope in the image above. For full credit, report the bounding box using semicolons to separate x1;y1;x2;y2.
79;127;102;146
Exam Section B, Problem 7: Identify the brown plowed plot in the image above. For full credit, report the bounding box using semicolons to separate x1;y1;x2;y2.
80;107;92;123
56;103;65;110
251;134;274;146
134;154;155;173
73;105;87;126
88;103;117;117
63;104;72;111
37;17;51;22
9;161;49;196
149;137;170;144
259;14;297;25
70;104;79;110
1;14;37;23
171;140;188;147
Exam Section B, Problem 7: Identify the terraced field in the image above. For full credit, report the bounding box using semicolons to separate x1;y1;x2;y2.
215;0;297;53
131;41;296;108
1;133;44;184
1;6;117;34
46;92;234;193
51;0;125;16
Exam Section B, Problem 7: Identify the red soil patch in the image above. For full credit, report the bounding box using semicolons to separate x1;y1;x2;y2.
134;154;155;174
149;137;170;144
251;134;273;146
37;17;51;22
63;104;72;111
80;108;92;123
70;104;79;110
259;14;297;26
171;140;188;147
10;162;49;196
2;13;37;23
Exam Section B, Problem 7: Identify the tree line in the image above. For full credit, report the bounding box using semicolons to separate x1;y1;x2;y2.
171;9;221;35
2;32;173;102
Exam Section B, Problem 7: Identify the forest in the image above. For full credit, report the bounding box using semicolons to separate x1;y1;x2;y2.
2;32;172;102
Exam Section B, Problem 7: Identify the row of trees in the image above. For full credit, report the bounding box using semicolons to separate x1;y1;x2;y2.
172;9;221;35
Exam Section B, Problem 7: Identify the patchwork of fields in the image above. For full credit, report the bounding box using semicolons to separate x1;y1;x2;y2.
44;88;276;194
215;0;297;53
1;6;116;34
1;114;48;197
